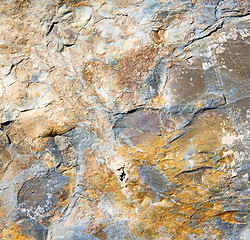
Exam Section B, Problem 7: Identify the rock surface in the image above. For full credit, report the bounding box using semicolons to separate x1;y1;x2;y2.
0;0;249;239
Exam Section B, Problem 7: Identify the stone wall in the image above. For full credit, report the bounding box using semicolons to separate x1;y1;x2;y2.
0;0;249;239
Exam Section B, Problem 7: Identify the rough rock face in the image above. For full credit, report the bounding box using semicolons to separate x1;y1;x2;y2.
0;0;249;239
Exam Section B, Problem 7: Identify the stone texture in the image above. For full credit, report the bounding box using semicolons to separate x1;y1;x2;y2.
0;0;249;239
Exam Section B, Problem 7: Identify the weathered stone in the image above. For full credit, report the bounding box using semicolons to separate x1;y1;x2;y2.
138;165;171;193
17;173;68;220
0;0;249;239
0;131;10;147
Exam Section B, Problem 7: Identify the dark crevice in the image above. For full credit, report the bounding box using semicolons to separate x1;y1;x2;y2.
1;158;14;174
60;165;77;174
0;186;9;191
167;132;185;145
226;12;250;19
112;105;144;117
185;10;250;50
112;106;150;134
182;107;216;128
20;108;35;113
117;167;126;181
185;19;224;48
6;58;27;76
214;0;223;17
175;166;214;177
5;133;11;144
197;151;212;154
211;210;246;219
42;129;58;138
46;21;58;36
42;126;76;138
182;95;226;129
1;121;13;130
112;106;160;125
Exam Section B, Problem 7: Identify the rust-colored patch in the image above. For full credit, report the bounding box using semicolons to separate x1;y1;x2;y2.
52;169;75;222
0;0;30;17
58;0;92;7
113;109;237;239
116;46;159;90
86;218;108;239
0;222;33;240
